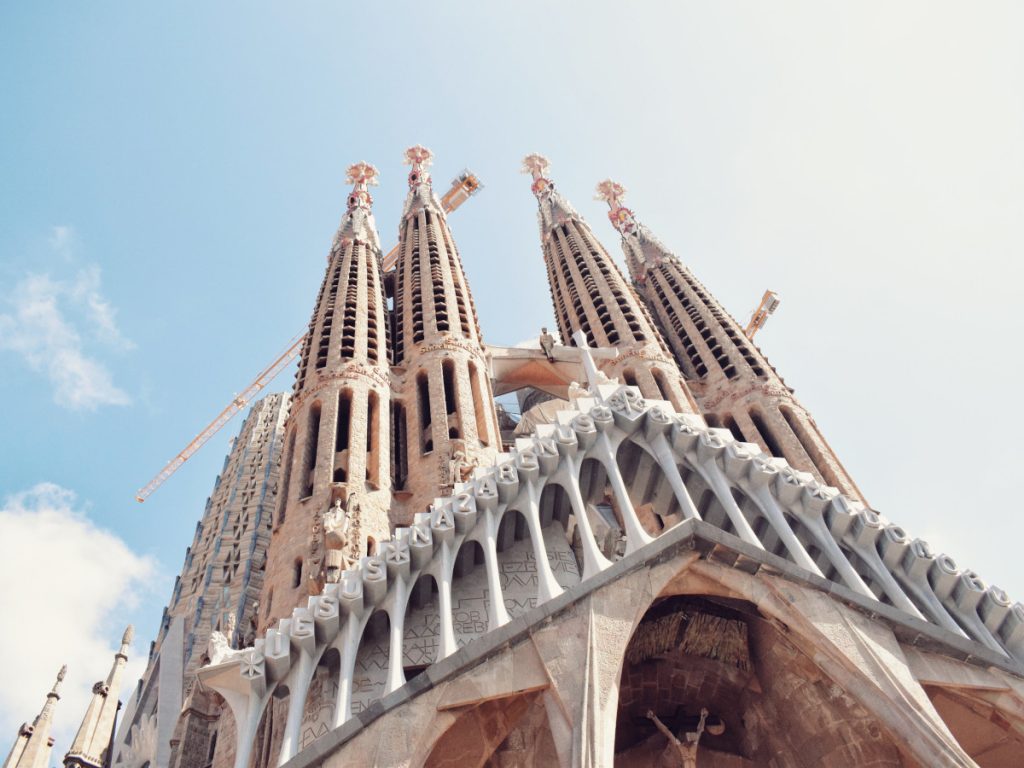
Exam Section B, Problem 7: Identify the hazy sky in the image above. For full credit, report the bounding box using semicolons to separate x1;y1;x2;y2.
2;1;1022;754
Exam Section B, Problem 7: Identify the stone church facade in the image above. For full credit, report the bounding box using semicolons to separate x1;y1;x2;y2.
8;147;1024;768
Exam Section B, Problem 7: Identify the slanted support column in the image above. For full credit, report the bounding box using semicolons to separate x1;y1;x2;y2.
277;610;318;766
523;475;564;604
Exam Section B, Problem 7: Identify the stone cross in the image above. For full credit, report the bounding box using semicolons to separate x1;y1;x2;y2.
571;329;607;392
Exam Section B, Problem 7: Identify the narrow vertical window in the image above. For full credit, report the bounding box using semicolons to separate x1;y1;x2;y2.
367;390;379;486
750;409;785;460
442;359;457;415
652;369;672;403
392;402;408;490
334;391;351;483
276;431;296;525
292;558;303;588
780;406;840;487
418;374;433;453
336;391;351;451
300;403;321;498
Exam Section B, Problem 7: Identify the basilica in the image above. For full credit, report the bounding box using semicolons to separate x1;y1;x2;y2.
7;146;1023;768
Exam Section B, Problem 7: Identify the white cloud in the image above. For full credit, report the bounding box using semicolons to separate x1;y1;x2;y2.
0;227;133;410
0;484;155;758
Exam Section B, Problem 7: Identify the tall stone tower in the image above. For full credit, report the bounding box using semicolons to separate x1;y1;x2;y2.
263;163;393;625
2;666;66;768
522;154;698;415
64;627;133;768
390;145;500;521
596;179;866;502
113;393;289;768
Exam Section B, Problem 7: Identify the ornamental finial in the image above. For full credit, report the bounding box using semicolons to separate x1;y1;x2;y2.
122;624;135;647
403;145;434;187
346;161;379;187
51;664;67;695
595;178;637;235
521;153;551;182
345;162;378;211
522;154;554;199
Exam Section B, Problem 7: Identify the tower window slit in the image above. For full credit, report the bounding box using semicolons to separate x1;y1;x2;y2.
367;390;380;486
418;373;432;454
442;360;457;415
336;391;351;452
780;406;840;487
392;402;408;490
750;409;785;459
300;403;322;498
276;431;296;525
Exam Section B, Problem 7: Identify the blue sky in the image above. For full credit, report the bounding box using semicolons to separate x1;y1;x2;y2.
2;1;1023;753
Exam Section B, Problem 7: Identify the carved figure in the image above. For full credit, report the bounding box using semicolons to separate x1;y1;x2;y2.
539;327;556;360
645;708;712;768
225;613;237;648
323;497;352;550
449;450;469;485
207;630;243;666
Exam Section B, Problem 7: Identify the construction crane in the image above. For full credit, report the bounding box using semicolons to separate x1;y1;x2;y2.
744;290;781;339
135;171;483;503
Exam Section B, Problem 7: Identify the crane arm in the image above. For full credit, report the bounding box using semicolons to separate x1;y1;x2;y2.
744;290;781;340
135;332;305;502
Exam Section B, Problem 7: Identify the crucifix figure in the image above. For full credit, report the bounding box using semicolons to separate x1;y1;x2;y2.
646;708;710;768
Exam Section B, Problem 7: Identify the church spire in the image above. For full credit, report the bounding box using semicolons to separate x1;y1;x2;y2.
523;156;698;414
597;178;866;502
264;162;393;626
3;666;66;768
401;144;445;219
64;627;132;768
333;160;381;253
522;153;579;234
391;144;499;520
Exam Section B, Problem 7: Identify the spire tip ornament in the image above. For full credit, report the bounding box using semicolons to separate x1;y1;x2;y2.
345;162;378;211
403;145;434;187
522;153;553;198
595;178;637;234
345;161;379;187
